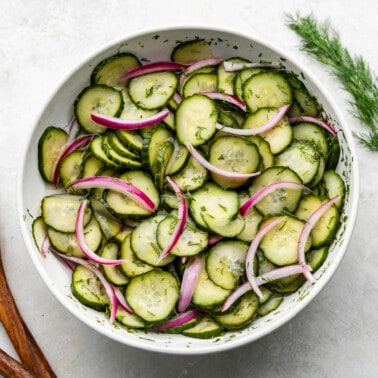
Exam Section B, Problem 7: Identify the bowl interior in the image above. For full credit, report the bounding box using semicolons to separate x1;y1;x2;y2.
18;26;359;354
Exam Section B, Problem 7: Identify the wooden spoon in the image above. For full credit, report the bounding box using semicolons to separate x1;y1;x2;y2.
0;348;35;378
0;248;56;378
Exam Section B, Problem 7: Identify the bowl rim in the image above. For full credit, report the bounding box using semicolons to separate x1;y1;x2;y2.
17;24;359;354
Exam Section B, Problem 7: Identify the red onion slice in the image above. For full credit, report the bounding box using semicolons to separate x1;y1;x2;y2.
201;91;247;111
113;287;133;314
91;108;169;130
289;115;337;136
70;176;156;212
119;61;185;81
222;263;312;311
207;233;223;246
53;135;94;185
240;180;309;216
177;256;202;313
157;177;188;263
179;57;223;88
150;309;201;332
223;61;281;72
297;195;341;282
76;199;127;266
184;142;260;179
245;218;284;298
215;104;290;136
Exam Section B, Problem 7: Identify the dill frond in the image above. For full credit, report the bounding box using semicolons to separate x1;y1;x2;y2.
286;13;378;150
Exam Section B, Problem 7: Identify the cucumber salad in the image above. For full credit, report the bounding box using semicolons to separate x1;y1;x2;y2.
33;39;346;339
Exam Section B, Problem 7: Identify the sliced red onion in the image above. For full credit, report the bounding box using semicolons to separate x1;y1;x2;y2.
215;104;290;136
119;61;185;81
184;142;260;179
179;57;223;88
201;91;247;111
150;309;201;332
177;256;202;313
51;249;119;321
113;287;133;314
157;177;188;263
297;196;341;283
222;263;312;312
66;116;80;144
172;91;183;104
207;233;223;246
70;176;156;212
289;115;337;136
40;234;50;256
240;180;309;216
53;134;94;185
76;199;127;266
91;108;169;130
245;218;284;298
223;61;281;72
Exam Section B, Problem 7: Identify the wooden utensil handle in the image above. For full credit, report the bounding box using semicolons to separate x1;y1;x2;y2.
0;254;56;378
0;348;35;378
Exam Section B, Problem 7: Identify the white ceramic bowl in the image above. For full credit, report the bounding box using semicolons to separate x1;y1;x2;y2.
18;26;359;354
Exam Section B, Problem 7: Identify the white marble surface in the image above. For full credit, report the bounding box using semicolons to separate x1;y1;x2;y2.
0;0;377;377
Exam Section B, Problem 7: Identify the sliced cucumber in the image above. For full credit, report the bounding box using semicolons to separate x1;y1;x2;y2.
128;71;178;110
217;57;249;95
74;84;123;134
91;53;141;89
72;265;109;312
248;166;303;217
206;240;248;290
243;72;292;113
171;39;214;64
257;295;284;317
59;150;85;188
120;234;154;277
100;242;129;286
175;94;218;146
42;194;91;233
37;126;68;183
208;135;260;188
125;269;179;323
181;315;224;339
323;170;345;208
182;72;218;97
116;307;146;329
260;215;311;266
214;291;258;330
105;170;160;218
275;140;321;185
243;108;293;154
31;216;48;253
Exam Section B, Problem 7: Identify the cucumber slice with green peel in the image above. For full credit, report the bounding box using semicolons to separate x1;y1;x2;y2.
165;141;189;176
208;135;260;188
243;108;293;154
275;140;321;185
71;265;109;312
306;246;329;272
175;94;218;146
182;72;217;97
323;170;345;208
171;155;208;192
202;213;245;238
171;39;214;64
295;195;340;247
128;71;178;110
59;150;85;188
157;213;208;257
42;194;92;233
100;242;129;286
130;214;175;267
154;140;174;191
74;84;123;134
105;132;140;160
181;315;224;339
38;126;68;183
47;216;102;257
206;240;248;290
125;269;179;323
119;86;157;120
80;153;104;179
116;129;143;153
243;72;292;113
31;216;48;253
116;307;146;329
217;57;250;95
248;166;303;217
91;52;141;90
234;67;263;100
90;135;121;168
192;253;231;310
120;234;154;278
260;215;311;266
257;295;284;317
189;182;240;230
248;135;274;171
214;291;258;330
105;170;160;218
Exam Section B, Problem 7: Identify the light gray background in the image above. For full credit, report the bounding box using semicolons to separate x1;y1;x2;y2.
1;0;377;377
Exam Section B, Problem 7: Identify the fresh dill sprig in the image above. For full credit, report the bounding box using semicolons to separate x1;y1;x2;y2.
286;13;378;150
